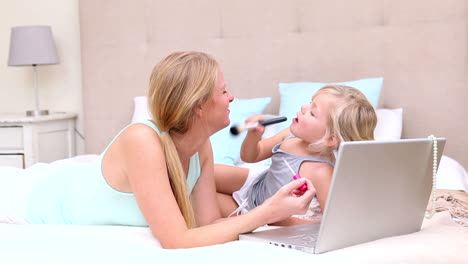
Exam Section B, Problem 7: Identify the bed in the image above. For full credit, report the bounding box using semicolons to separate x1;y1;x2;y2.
0;161;467;263
0;98;467;263
2;1;467;262
0;212;466;264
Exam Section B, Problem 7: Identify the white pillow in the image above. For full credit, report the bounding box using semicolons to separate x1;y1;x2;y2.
374;108;403;140
131;96;151;123
436;155;468;192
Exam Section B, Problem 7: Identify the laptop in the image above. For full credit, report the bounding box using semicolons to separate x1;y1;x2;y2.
239;138;446;254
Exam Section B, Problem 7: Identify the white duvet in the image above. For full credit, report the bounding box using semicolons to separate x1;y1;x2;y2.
0;155;466;263
0;211;466;264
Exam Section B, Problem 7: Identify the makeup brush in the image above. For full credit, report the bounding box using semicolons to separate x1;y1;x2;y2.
230;116;287;135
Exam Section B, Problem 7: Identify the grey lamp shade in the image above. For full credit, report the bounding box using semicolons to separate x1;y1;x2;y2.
8;25;59;66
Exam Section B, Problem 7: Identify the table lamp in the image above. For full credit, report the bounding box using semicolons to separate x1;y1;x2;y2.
8;25;59;116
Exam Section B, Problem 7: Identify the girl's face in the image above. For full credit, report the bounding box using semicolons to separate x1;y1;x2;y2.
201;68;234;134
290;93;335;144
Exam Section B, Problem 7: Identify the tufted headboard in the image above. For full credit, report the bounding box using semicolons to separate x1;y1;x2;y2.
79;0;468;167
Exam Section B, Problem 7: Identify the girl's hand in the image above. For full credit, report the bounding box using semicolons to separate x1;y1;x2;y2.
261;178;316;224
245;114;266;136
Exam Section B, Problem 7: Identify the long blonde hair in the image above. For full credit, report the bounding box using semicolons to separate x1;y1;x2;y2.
310;85;377;154
147;51;218;228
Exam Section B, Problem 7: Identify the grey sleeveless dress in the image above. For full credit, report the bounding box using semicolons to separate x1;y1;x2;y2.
232;134;334;219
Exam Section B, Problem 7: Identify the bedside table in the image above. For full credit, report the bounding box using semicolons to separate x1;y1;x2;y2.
0;112;77;168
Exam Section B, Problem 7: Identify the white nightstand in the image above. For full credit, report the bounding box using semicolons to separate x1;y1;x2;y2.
0;112;77;168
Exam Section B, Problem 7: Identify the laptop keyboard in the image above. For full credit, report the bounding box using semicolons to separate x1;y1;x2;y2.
287;233;318;245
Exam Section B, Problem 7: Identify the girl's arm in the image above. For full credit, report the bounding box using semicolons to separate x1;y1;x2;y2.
122;125;314;249
299;162;333;211
240;115;291;163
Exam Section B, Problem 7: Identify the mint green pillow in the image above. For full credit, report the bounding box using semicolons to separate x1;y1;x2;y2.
210;97;272;165
277;77;383;131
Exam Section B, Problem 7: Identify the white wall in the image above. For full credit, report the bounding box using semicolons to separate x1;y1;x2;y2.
0;0;84;154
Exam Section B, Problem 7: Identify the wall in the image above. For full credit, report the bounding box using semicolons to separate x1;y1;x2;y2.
79;0;468;168
0;0;84;154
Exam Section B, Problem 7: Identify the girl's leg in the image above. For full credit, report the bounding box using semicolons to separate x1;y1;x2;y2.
214;164;250;217
214;164;249;195
216;193;239;218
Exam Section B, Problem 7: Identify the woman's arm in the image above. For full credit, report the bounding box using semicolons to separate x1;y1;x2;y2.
122;125;314;248
190;138;222;225
271;217;320;226
240;115;291;163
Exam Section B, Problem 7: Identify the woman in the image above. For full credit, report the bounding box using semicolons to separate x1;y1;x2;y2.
22;51;314;248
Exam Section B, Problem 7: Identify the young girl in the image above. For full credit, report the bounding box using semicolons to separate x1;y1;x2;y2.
216;85;377;225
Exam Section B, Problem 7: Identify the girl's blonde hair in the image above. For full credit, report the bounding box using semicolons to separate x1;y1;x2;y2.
147;51;218;228
310;85;377;154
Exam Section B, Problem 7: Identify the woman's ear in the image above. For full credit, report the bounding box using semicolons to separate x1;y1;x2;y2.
193;105;203;117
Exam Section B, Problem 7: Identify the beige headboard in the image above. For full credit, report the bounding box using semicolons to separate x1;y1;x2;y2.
79;0;468;168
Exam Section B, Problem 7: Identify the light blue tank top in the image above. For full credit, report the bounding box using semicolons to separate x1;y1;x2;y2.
246;134;334;210
26;120;201;225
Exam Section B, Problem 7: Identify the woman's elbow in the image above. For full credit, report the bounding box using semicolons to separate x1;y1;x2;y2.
154;232;197;249
157;238;188;249
159;242;182;249
152;231;180;249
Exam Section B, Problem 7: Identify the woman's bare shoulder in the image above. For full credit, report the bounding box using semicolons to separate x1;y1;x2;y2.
105;123;164;161
117;123;162;145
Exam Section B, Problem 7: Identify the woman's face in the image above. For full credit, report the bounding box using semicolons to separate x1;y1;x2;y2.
201;68;234;134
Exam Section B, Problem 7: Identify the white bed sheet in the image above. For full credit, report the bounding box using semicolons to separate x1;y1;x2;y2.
0;211;466;264
0;155;466;263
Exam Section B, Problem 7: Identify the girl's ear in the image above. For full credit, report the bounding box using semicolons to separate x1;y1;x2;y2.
324;134;339;147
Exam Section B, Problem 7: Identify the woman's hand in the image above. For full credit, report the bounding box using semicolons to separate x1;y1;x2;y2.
261;178;316;224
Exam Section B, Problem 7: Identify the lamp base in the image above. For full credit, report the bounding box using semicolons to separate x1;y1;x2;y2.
26;109;49;116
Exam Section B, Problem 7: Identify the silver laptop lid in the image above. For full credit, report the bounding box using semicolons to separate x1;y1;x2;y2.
314;138;445;253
